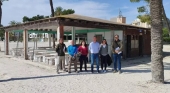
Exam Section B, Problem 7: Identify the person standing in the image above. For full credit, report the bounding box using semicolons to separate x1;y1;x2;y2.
99;39;108;73
78;40;88;72
111;34;123;74
89;36;100;73
67;40;78;73
55;38;67;74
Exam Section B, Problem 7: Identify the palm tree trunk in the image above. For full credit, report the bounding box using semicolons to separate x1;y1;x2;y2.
0;1;2;25
150;0;164;83
49;0;55;48
162;4;170;36
49;0;54;17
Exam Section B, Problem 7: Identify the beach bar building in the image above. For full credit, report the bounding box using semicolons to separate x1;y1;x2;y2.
2;14;151;60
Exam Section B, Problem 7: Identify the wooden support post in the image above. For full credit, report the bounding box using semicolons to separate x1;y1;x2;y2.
48;34;51;47
57;25;64;70
35;38;38;49
66;34;68;40
23;29;28;60
57;25;64;42
5;31;9;55
123;28;127;59
77;37;80;44
72;27;75;44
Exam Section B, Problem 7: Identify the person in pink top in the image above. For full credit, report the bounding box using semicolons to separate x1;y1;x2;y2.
78;40;88;72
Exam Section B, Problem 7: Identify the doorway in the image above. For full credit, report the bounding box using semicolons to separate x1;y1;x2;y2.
95;34;103;44
126;35;131;58
139;35;143;56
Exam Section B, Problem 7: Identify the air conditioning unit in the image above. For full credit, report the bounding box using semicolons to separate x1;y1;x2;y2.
29;34;33;38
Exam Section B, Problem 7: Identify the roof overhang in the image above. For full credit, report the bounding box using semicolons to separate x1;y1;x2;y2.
2;14;150;32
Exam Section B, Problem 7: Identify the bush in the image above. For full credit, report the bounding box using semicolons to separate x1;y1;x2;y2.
163;37;170;42
163;28;169;37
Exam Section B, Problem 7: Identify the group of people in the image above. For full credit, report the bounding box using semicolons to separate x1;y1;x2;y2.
55;34;123;74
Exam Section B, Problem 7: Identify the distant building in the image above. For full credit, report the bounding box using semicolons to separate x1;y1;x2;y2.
110;10;126;24
131;19;150;28
110;16;126;24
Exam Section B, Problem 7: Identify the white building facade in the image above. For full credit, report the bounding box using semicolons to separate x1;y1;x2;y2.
131;19;151;28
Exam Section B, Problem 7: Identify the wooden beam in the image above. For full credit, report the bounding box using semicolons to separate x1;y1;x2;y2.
48;29;52;31
60;21;113;29
80;20;87;24
65;18;71;22
123;27;127;59
72;27;76;44
33;29;38;30
38;29;43;31
74;20;79;23
5;21;59;31
94;23;100;25
48;33;52;47
5;31;9;55
57;25;64;41
23;29;28;60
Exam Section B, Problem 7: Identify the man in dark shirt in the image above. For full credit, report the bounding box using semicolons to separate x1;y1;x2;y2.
111;34;123;74
56;38;67;74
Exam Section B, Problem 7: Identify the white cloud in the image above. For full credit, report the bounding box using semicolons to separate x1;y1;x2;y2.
1;0;114;26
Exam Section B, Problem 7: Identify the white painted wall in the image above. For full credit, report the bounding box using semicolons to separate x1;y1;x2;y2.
113;30;123;41
87;30;123;55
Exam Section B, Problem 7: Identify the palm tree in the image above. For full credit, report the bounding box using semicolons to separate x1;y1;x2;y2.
54;6;63;16
150;0;164;83
9;20;21;26
49;0;55;48
9;20;17;26
49;0;54;17
0;0;8;25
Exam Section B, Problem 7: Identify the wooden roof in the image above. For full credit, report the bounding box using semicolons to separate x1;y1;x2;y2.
3;14;150;31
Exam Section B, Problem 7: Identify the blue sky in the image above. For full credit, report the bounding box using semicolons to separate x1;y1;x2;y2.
2;0;170;26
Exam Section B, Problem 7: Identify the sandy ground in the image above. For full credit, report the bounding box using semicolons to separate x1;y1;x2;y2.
0;42;170;93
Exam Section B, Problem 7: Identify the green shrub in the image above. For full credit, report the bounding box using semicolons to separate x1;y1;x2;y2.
163;28;169;37
163;37;170;42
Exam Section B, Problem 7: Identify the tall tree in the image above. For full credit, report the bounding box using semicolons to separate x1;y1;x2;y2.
8;20;21;41
150;0;164;83
49;0;55;48
9;20;21;25
23;15;48;23
0;25;5;38
23;16;30;23
0;0;8;25
61;9;75;15
54;6;75;16
54;6;63;16
49;0;54;17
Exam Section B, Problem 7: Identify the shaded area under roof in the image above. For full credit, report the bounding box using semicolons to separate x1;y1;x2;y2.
12;28;111;34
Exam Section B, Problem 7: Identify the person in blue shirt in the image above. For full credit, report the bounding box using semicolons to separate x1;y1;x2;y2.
67;40;78;73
